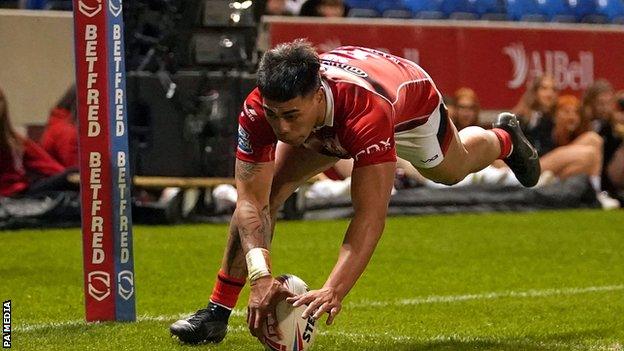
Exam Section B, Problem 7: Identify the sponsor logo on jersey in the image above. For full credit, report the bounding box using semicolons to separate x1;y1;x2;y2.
320;59;368;78
354;137;392;162
238;125;253;154
243;104;258;121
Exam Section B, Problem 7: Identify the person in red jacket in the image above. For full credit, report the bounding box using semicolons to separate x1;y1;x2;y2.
40;85;79;168
0;87;71;197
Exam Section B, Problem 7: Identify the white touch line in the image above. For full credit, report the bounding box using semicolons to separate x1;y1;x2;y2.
14;284;623;334
347;284;624;308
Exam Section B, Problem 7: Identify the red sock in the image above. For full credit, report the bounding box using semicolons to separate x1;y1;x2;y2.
210;270;246;309
491;128;513;159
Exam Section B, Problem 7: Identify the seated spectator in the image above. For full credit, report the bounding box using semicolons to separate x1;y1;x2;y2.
264;0;290;15
0;87;75;197
452;87;482;130
513;75;558;155
582;79;623;194
299;0;347;17
259;0;308;15
538;95;618;208
606;90;624;192
40;85;78;168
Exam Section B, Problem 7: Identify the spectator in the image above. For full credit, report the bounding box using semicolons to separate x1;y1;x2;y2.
606;90;624;191
512;75;558;155
582;79;623;193
453;87;481;130
299;0;347;17
0;87;74;197
40;85;78;168
538;95;619;208
264;0;290;15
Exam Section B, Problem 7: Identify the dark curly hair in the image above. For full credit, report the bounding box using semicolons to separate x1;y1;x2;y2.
257;39;321;102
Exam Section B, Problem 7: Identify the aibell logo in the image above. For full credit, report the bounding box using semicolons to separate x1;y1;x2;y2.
503;43;593;91
117;270;135;300
108;0;122;17
87;271;111;301
78;0;102;17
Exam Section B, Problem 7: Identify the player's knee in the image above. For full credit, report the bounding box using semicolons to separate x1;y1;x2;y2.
431;172;466;186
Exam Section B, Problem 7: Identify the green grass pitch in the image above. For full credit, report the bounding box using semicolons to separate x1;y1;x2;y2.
2;210;623;350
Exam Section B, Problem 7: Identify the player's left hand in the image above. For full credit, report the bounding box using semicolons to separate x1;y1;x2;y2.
286;287;342;325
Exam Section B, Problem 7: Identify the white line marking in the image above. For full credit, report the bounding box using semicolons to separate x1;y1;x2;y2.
347;284;624;308
14;284;623;337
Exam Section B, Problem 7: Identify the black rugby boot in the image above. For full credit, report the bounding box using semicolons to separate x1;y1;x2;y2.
170;302;230;344
492;112;541;187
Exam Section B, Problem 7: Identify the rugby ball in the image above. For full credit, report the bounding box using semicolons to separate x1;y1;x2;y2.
261;274;318;351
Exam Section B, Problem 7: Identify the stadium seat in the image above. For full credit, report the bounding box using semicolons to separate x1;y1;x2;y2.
568;0;607;22
594;0;624;22
507;0;543;20
481;12;509;20
536;0;574;21
440;0;479;18
382;9;414;18
347;7;381;17
344;0;375;10
582;13;609;22
24;0;46;9
475;0;507;19
450;12;479;19
403;0;445;18
376;0;408;13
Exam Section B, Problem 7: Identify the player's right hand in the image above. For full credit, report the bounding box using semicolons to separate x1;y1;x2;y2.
247;276;295;340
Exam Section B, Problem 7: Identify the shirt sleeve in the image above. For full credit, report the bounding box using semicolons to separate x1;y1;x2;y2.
235;89;277;163
342;90;397;168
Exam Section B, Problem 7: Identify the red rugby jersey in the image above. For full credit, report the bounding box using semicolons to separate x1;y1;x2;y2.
236;46;441;168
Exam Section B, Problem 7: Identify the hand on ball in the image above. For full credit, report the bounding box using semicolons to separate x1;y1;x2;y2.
247;276;295;340
286;287;342;325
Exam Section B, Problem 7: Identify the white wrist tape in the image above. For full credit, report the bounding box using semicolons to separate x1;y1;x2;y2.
246;248;271;282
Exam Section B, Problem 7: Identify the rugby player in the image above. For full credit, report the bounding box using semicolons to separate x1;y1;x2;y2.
170;39;540;344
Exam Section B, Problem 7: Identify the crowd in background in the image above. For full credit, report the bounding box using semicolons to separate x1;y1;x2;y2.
2;73;622;210
444;77;624;208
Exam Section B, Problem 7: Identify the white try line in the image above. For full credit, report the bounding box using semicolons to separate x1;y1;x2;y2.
14;318;621;351
14;283;624;334
346;284;624;308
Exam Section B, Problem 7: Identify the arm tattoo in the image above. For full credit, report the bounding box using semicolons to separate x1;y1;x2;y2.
224;222;247;276
238;203;272;251
236;160;263;182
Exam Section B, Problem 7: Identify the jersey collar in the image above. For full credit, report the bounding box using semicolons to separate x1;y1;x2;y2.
319;78;335;128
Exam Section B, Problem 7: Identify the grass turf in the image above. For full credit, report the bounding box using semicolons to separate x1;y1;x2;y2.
2;209;623;350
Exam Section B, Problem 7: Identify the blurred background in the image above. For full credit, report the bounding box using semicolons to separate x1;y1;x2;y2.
1;0;623;227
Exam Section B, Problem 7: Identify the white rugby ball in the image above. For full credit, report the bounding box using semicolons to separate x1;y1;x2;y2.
261;274;318;351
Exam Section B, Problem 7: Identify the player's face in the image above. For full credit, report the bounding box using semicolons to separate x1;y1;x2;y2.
262;89;324;146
